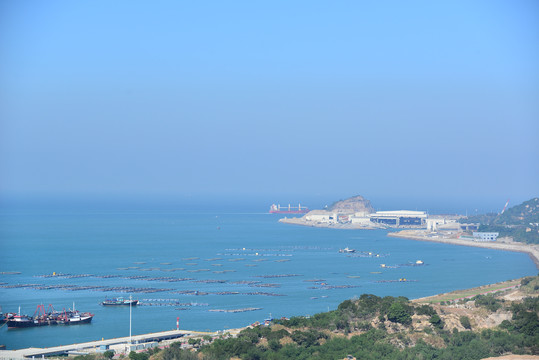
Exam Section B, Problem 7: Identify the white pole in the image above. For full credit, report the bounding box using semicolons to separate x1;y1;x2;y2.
129;295;132;345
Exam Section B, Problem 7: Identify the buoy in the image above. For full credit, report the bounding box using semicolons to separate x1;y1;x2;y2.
53;272;56;276
255;252;258;256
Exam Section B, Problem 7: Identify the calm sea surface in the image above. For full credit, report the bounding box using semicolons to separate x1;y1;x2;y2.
0;207;536;349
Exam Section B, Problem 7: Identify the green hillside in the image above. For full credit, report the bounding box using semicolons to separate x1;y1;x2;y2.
95;276;539;360
461;198;539;244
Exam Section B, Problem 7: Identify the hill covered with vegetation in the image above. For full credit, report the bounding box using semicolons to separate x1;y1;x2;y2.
328;195;375;214
460;197;539;244
78;276;539;360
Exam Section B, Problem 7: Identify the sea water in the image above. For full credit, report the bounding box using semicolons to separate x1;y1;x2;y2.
0;204;536;349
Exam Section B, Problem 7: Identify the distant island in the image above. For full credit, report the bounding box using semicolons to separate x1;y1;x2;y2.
279;195;428;229
278;195;539;268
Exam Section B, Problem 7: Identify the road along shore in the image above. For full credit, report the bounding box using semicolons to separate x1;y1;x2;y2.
388;230;539;270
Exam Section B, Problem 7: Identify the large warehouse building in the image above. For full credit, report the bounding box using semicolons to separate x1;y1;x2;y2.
369;210;427;226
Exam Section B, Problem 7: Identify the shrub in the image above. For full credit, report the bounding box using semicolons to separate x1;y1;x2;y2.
415;304;436;316
429;314;444;329
128;351;149;360
387;302;413;325
474;295;502;312
460;316;472;329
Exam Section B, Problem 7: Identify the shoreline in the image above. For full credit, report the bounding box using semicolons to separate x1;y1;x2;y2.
388;230;539;270
278;217;380;230
281;217;539;270
411;277;523;303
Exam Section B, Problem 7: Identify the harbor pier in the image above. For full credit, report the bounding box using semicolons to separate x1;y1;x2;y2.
0;329;214;360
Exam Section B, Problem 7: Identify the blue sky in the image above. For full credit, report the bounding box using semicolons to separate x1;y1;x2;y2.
1;1;538;211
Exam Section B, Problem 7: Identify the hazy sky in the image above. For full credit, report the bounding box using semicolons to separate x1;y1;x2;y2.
1;1;538;209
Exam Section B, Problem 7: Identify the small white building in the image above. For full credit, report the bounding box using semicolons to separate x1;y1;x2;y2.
473;232;499;241
304;211;337;224
426;218;448;231
350;216;372;226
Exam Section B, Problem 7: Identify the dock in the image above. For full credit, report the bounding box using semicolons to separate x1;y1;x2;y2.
0;329;214;360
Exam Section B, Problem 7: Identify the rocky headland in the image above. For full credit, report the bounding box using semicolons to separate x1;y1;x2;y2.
279;195;378;229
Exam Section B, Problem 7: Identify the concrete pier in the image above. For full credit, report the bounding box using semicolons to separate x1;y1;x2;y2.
0;329;214;360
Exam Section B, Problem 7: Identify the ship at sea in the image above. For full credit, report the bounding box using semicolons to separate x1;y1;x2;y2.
269;203;309;214
101;297;139;306
6;304;94;329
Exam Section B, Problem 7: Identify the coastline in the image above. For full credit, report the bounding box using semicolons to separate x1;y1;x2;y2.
278;217;379;230
280;216;539;269
388;230;539;270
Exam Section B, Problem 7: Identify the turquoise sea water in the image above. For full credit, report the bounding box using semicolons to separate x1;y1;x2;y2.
0;206;536;349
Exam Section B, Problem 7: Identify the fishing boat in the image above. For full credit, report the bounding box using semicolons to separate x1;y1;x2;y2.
7;304;93;328
339;247;356;253
264;313;273;325
6;311;33;328
61;311;94;324
101;297;139;306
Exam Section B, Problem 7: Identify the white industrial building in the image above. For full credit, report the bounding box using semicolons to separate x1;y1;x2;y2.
473;232;499;241
304;210;337;224
426;218;454;231
369;210;427;226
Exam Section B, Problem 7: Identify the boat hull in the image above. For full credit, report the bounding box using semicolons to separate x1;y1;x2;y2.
269;210;309;214
7;320;34;328
102;300;138;306
66;315;93;325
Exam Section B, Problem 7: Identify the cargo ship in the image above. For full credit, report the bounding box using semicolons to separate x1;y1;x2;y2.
269;203;309;214
6;304;94;328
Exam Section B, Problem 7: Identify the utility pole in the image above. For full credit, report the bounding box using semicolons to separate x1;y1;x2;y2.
129;295;132;346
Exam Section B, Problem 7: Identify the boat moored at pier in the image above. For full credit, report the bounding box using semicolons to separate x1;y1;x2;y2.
6;304;94;329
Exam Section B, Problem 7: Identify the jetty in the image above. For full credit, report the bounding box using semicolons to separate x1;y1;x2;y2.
0;329;212;359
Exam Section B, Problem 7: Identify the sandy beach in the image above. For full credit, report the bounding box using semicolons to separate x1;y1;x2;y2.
280;217;539;270
388;230;539;270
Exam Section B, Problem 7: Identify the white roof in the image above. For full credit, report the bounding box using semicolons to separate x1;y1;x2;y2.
371;210;426;217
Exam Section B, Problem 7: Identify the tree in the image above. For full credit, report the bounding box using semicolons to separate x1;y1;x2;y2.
460;316;472;330
387;302;412;325
103;350;115;359
128;351;148;360
429;314;444;329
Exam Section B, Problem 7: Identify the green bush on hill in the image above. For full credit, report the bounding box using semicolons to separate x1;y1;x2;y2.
460;198;539;244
